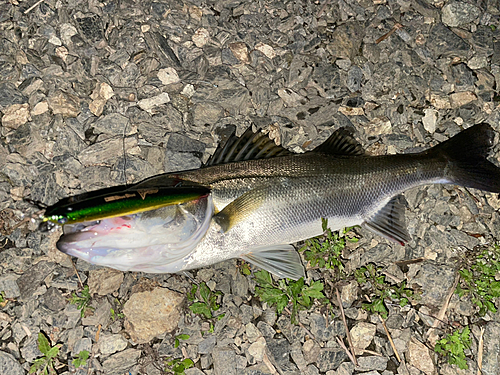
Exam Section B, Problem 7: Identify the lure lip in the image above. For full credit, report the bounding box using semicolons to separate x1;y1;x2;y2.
42;182;211;226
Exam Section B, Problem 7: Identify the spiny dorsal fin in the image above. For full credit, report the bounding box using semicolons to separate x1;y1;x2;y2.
362;195;409;245
313;127;365;156
206;127;292;166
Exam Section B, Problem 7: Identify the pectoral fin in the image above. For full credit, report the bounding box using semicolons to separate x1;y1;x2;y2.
214;188;267;232
363;195;409;245
241;245;306;280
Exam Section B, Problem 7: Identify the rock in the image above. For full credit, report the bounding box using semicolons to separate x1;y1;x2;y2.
89;82;114;116
245;323;262;343
407;337;435;375
340;280;358;308
347;66;363;92
164;150;201;173
42;287;67;311
255;43;276;59
229;42;250;64
158;67;180;85
350;322;376;355
72;337;92;357
467;55;488;70
0;82;27;111
336;361;355;375
1;103;30;129
356;356;388;371
213;346;236;375
98;334;128;355
303;339;320;364
47;90;81;117
450;91;477;108
123;287;184;342
138;92;170;114
414;262;456;307
0;351;24;375
92;113;132;137
309;313;345;341
78;137;138;167
166;133;205;154
102;348;141;375
316;347;348;372
192;28;210;48
0;275;21;298
248;337;266;362
422;109;437;134
32;101;49;116
88;268;124;296
198;335;216;354
82;298;112;327
441;2;481;27
327;22;364;60
17;261;56;301
482;322;500;375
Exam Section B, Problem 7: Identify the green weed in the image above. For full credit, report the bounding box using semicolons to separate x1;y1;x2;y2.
355;264;414;319
164;357;194;374
72;350;90;368
29;332;61;375
69;285;94;318
254;270;325;324
188;282;222;319
456;244;500;316
174;334;190;348
435;326;471;370
299;219;357;278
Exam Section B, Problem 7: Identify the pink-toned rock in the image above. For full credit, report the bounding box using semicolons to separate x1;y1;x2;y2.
123;287;185;342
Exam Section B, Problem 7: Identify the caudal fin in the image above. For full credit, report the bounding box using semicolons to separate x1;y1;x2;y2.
430;123;500;193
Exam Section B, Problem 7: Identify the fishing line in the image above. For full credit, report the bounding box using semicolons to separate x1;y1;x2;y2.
122;116;129;186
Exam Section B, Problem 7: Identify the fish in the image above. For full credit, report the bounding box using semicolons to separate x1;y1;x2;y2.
43;123;500;280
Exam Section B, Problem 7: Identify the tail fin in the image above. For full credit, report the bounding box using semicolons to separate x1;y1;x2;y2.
429;123;500;193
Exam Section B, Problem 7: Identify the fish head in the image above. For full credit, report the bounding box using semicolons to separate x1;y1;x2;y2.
56;195;214;273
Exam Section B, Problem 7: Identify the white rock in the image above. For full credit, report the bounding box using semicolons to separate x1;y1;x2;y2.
158;67;180;85
32;101;49;116
350;322;376;355
138;92;170;113
192;28;210;48
255;42;276;59
248;337;266;362
422;108;438;134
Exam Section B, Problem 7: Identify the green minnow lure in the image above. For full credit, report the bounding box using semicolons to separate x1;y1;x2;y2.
42;182;210;225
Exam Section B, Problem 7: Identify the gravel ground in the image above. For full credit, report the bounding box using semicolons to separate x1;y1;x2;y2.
1;0;500;374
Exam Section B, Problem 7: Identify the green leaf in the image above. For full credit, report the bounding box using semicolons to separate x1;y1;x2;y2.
37;332;51;355
199;283;211;304
46;345;59;359
189;302;212;319
254;270;273;286
176;334;190;340
182;358;194;369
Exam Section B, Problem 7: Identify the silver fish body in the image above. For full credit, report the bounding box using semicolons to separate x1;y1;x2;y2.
56;124;500;279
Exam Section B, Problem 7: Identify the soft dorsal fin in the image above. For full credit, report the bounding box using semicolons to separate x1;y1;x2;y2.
206;127;292;166
362;195;409;246
313;127;365;156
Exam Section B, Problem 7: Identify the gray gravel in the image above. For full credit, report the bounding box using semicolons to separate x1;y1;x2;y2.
1;0;500;374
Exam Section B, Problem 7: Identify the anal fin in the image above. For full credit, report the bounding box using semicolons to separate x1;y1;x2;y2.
363;195;409;246
241;245;305;280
